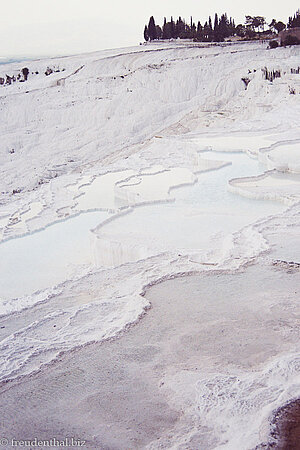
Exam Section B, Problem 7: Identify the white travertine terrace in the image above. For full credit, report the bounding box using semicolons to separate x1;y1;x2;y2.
229;170;300;205
0;40;300;449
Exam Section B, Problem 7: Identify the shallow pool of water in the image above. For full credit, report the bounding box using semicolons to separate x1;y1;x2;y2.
75;170;134;210
0;151;285;300
0;211;109;300
95;152;284;260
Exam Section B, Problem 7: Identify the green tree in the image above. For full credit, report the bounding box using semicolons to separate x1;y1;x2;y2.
218;14;230;40
148;16;157;40
203;21;213;41
162;17;168;39
144;25;149;41
156;25;162;40
214;13;219;30
176;17;185;38
288;10;300;28
196;21;203;40
170;16;175;38
269;19;277;33
275;21;286;33
269;19;285;33
245;15;266;32
236;24;246;37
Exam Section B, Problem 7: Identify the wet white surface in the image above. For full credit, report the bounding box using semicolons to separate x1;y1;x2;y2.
0;210;109;299
94;151;284;266
0;151;285;299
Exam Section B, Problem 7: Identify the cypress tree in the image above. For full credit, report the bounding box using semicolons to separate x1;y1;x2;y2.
142;11;242;42
214;13;219;31
289;10;300;28
203;21;210;41
156;25;162;39
148;16;157;40
176;17;185;38
144;25;149;41
191;21;197;38
170;16;175;38
162;17;167;39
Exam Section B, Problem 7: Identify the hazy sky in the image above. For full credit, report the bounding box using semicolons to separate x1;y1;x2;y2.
0;0;299;57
